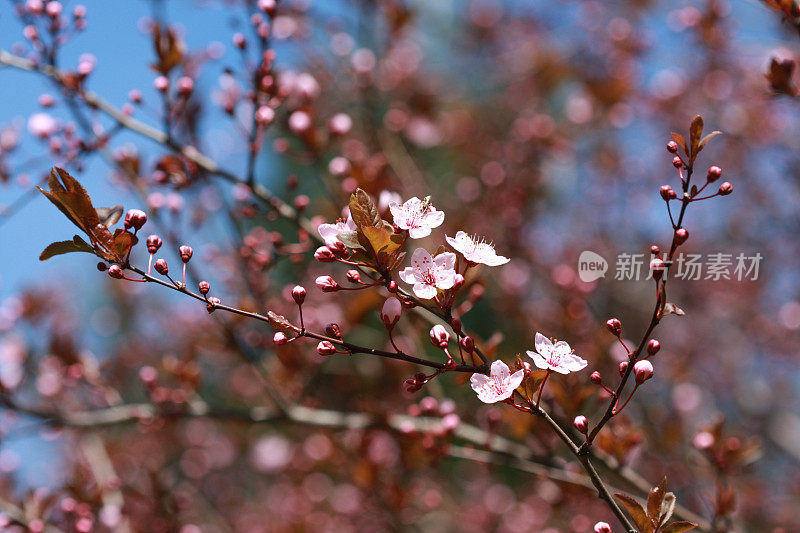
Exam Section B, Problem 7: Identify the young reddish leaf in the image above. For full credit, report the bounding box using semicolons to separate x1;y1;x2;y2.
670;133;688;155
267;311;300;333
662;302;685;317
661;521;697;533
765;57;797;96
111;229;139;263
95;205;124;227
37;167;102;236
697;131;722;151
39;237;95;261
647;478;667;523
689;115;703;159
614;493;652;532
151;24;184;75
348;188;382;230
659;492;677;526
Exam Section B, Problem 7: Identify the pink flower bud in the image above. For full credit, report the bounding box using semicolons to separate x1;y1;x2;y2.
633;360;654;384
258;0;276;15
674;228;689;245
108;264;123;279
672;155;683;168
452;274;465;291
387;281;398;293
26;0;43;15
179;245;193;263
450;318;462;334
606;318;622;336
692;431;715;450
233;33;246;49
206;296;221;313
23;25;39;41
288;111;311;134
650;244;661;256
198;281;210;295
590;371;602;384
328;113;352;135
328;240;348;257
718;181;733;195
345;269;361;283
73;5;86;18
430;324;450;349
38;94;54;107
291;285;306;305
146;234;163;254
380;297;402;327
273;332;288;345
315;275;339;292
325;323;341;338
46;1;63;17
314;246;336;262
647;339;660;356
402;378;420;393
573;415;588;434
650;257;665;281
154;76;169;92
666;141;678;153
177;76;194;96
255;106;275;125
317;340;336;356
618;361;628;376
660;185;677;201
594;522;612;533
124;209;147;231
707;165;722;182
154;259;169;275
460;335;474;353
97;262;108;271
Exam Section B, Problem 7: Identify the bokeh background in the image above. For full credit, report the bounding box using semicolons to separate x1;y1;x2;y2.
1;0;799;531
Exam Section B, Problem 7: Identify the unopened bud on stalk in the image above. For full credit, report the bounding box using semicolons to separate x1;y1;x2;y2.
619;361;628;376
291;285;306;305
633;360;654;384
450;318;463;334
124;209;147;231
573;415;589;434
154;259;169;275
273;332;288;345
198;281;210;295
666;141;678;153
707;165;722;182
345;270;361;283
647;339;661;356
380;297;402;327
674;228;689;245
316;341;336;356
660;185;677;201
460;336;474;353
429;325;450;349
718;181;733;196
590;371;603;384
108;264;123;279
314;246;336;262
606;318;622;336
146;234;163;254
179;245;193;263
315;275;339;292
594;523;612;533
206;296;221;313
325;323;342;338
672;156;683;168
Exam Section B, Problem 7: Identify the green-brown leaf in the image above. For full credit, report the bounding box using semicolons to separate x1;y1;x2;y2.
661;521;697;533
689;115;703;159
614;493;652;532
39;236;95;261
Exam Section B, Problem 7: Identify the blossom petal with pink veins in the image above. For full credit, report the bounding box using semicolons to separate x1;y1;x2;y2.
434;268;456;290
398;267;416;285
434;252;456;271
526;350;548;370
553;341;572;358
413;282;437;300
470;360;524;404
534;332;553;357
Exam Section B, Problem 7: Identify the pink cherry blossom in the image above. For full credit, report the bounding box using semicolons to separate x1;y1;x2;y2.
526;332;587;374
470;360;524;404
317;216;357;246
398;248;456;299
27;113;57;138
389;196;445;239
445;231;510;266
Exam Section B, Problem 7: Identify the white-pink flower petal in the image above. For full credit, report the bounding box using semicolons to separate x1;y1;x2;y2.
527;332;587;375
445;231;510;266
470;360;524;404
389;197;445;239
